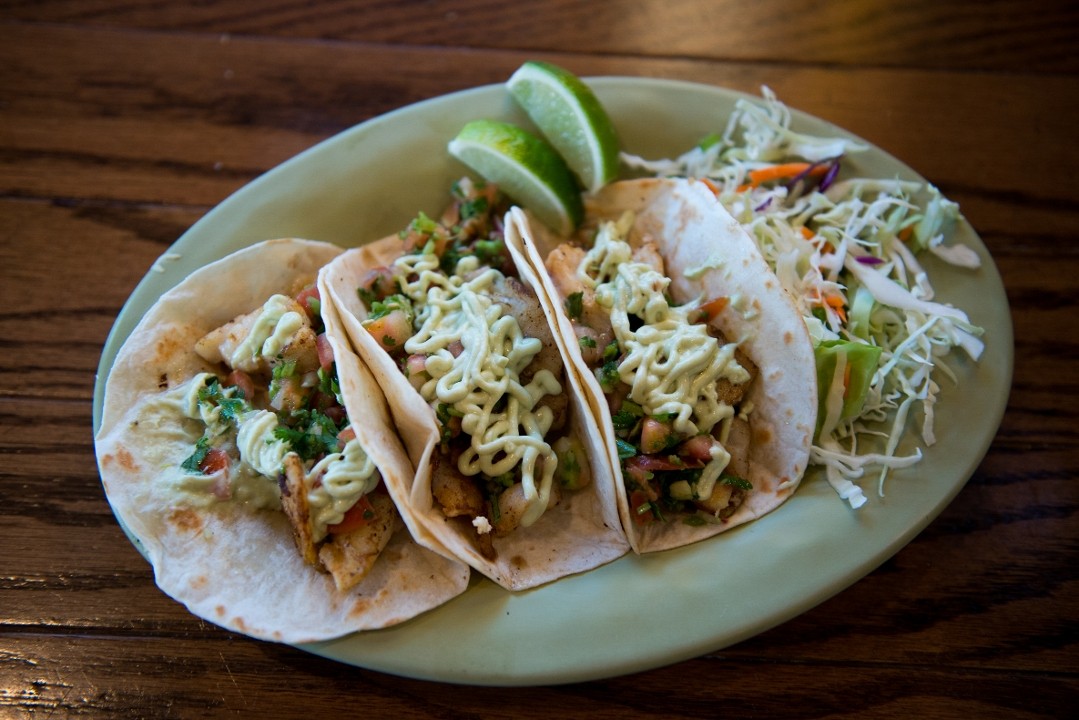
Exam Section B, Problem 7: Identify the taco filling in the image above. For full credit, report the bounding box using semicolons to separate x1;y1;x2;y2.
355;179;591;558
547;211;757;525
170;285;397;591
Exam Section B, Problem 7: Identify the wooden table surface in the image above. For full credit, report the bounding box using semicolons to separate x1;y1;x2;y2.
3;1;1077;717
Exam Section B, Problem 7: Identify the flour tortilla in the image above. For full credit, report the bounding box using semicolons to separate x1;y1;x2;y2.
95;238;469;643
321;235;629;590
507;178;817;553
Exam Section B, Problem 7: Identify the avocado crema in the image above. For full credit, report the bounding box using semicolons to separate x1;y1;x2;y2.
567;212;757;524
359;179;589;552
162;288;393;592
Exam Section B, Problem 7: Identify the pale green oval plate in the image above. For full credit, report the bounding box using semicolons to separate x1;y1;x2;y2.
93;78;1013;686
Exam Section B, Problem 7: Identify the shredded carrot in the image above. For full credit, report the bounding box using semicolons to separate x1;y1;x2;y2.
825;293;848;324
898;225;914;242
735;183;751;193
700;177;721;196
747;162;828;188
799;226;815;240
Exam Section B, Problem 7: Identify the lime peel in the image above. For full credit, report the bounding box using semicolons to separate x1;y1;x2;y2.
507;60;620;194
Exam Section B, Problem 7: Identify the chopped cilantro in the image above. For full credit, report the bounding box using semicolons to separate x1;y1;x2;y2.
268;359;297;399
407;211;441;237
460;196;490;221
565;292;583;320
598;360;621;390
611;401;643;432
721;475;753;491
196;378;247;424
274;409;341;461
368;294;413;321
615;438;638;460
436;403;464;425
578;336;597;350
357;285;376;309
439;244;464;273
181;436;211;474
474;239;503;263
318;366;341;401
602;340;620;363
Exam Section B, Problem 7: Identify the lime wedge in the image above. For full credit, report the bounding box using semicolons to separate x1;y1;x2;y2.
449;119;584;236
507;60;620;194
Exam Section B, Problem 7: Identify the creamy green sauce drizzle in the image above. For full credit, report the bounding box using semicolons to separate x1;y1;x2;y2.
394;250;561;528
578;214;754;499
229;294;305;372
159;290;380;538
578;214;750;440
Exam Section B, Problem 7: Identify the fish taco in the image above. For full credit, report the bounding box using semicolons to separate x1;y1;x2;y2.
95;238;469;643
321;179;628;590
508;178;817;553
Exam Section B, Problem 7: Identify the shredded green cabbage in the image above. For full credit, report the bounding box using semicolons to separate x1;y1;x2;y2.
622;87;985;508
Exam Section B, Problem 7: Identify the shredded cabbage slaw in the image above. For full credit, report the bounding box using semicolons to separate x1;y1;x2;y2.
623;87;985;508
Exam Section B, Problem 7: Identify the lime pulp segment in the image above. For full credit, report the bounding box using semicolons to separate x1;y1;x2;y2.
449;119;584;236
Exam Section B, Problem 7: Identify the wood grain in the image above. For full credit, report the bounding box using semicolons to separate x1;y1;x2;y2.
1;2;1076;717
6;0;1079;74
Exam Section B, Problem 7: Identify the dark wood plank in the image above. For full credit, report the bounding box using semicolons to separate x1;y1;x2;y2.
0;3;1076;718
2;24;1076;225
5;0;1078;74
2;631;1073;719
0;199;202;399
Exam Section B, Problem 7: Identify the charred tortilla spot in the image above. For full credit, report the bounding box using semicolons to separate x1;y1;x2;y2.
167;508;203;534
784;330;794;345
115;447;138;472
347;597;373;619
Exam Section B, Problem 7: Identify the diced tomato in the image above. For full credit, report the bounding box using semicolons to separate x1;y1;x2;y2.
294;285;321;321
327;495;375;535
269;375;308;413
625;453;703;474
337;425;356;450
364;309;412;356
199;448;230;475
316;332;335;371
357;267;397;305
677;434;717;462
225;370;255;402
405;354;428;391
405;354;428;375
640;417;674;454
322;403;347;426
629;490;655;525
623;460;654;489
